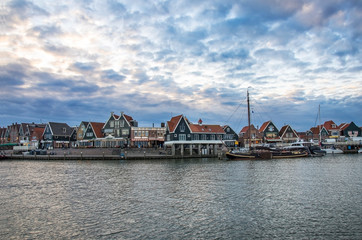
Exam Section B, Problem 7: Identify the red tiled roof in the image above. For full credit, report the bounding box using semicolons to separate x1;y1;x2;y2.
339;123;349;130
90;122;104;138
259;121;271;133
167;115;183;133
323;120;339;130
279;125;288;136
240;126;249;133
31;127;45;140
123;114;133;123
189;124;225;133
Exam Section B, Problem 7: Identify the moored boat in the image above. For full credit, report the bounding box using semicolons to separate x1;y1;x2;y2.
323;147;343;154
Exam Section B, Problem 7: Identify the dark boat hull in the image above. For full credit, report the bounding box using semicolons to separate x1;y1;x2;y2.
226;150;309;160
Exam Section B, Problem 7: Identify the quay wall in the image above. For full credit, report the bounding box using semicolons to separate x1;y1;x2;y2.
3;147;224;161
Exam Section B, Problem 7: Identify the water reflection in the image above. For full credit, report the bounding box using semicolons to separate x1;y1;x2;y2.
1;155;361;239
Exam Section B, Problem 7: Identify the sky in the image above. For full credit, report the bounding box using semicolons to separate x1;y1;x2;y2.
1;0;361;132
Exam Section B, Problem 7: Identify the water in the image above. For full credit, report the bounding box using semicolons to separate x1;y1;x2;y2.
1;155;361;239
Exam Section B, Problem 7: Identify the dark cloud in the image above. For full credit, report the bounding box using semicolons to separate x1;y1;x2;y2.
102;70;126;82
71;62;99;72
0;64;26;87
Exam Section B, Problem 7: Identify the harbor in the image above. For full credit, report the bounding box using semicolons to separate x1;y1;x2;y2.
1;154;361;239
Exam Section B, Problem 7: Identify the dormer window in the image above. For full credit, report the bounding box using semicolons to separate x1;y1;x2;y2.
63;127;66;133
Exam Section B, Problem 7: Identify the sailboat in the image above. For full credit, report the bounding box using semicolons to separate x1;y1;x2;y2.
225;90;308;160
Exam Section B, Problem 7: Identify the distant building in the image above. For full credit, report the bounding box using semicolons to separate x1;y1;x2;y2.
76;121;89;147
222;125;239;147
42;122;77;148
279;125;299;143
82;122;105;147
130;125;166;148
238;124;263;147
339;122;361;138
102;111;138;147
323;120;340;139
165;115;226;156
259;121;281;143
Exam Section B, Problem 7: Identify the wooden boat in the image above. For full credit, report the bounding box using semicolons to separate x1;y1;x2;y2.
226;90;309;161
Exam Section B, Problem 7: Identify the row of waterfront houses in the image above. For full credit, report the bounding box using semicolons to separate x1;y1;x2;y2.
1;111;361;149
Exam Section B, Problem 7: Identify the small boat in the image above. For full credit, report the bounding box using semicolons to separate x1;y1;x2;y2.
323;147;343;154
283;141;326;157
343;145;359;154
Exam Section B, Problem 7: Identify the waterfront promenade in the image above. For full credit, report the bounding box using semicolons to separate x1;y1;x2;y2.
3;147;223;160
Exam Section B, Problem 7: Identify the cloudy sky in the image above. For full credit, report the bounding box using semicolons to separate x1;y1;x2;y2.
1;0;361;132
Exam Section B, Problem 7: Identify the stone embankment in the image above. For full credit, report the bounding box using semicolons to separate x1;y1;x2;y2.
3;147;223;160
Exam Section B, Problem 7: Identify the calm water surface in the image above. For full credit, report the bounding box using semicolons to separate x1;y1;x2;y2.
1;155;361;239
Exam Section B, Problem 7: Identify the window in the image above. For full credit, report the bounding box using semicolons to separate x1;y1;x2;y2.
167;135;170;141
194;134;199;140
174;134;177;137
201;134;207;140
120;120;125;127
63;127;66;133
110;121;114;128
86;132;93;137
180;123;185;132
179;134;186;141
115;120;119;128
122;129;129;135
210;135;215;140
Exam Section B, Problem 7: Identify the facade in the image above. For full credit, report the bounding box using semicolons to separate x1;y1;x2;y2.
76;121;89;147
323;120;340;138
0;128;7;144
222;125;239;147
8;123;21;143
339;122;361;138
307;126;329;143
279;125;299;143
130;126;165;148
18;123;46;146
238;124;263;147
42;122;77;148
165;115;226;156
29;126;46;148
82;122;105;147
259;121;281;143
102;112;137;147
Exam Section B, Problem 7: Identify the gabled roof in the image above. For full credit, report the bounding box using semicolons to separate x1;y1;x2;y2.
89;122;105;138
259;121;271;133
31;127;45;140
167;115;183;133
48;122;73;136
323;120;339;130
189;124;225;134
80;121;90;127
123;114;133;123
279;125;298;138
239;124;257;134
339;123;349;130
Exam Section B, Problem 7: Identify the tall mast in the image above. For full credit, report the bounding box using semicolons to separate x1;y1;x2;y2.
247;89;251;149
318;104;321;145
